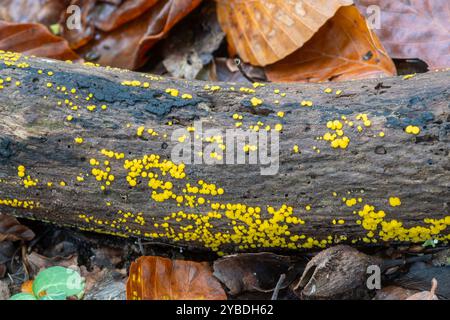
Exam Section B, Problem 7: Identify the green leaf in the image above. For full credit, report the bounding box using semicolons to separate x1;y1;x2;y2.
9;293;37;300
422;239;437;248
39;290;67;300
32;266;85;299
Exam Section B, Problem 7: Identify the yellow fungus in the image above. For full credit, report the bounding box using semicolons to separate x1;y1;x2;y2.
389;197;401;207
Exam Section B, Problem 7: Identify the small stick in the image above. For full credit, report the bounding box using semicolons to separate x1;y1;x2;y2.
234;58;257;83
271;273;286;300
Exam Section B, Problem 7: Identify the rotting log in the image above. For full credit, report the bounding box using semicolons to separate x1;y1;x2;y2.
0;52;449;253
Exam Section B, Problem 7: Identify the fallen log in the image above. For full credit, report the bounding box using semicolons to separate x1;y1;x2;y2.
0;51;449;253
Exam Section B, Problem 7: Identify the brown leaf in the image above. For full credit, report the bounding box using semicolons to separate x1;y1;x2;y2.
393;263;450;299
21;280;33;294
60;0;97;49
0;0;70;26
0;280;10;300
94;0;160;32
293;245;381;300
355;0;450;70
213;253;304;295
406;278;439;300
0;214;34;242
64;0;202;69
162;2;225;79
0;264;6;278
82;267;126;300
0;21;80;61
217;0;354;66
126;256;227;300
27;251;78;276
373;286;419;300
206;58;266;83
265;5;396;83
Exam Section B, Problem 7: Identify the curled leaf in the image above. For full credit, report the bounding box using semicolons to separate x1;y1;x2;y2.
0;0;70;26
63;0;202;69
0;213;35;242
355;0;450;70
406;278;439;300
265;5;396;83
213;253;304;295
126;256;227;300
0;21;80;61
217;0;354;66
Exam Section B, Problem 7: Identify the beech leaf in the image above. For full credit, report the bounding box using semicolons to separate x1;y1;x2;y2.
265;5;396;83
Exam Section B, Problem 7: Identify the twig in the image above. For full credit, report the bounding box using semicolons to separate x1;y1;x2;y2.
136;238;145;256
271;273;286;300
234;58;256;83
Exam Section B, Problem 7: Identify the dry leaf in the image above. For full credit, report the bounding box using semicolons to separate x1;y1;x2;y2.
213;253;304;295
265;5;396;83
217;0;354;66
126;256;227;300
0;214;34;242
0;264;6;278
206;58;266;83
406;278;439;300
355;0;450;70
0;241;15;278
0;280;10;300
21;280;34;294
83;267;126;300
373;286;419;300
64;0;202;69
293;245;381;300
0;0;69;26
0;21;80;61
94;0;160;32
393;263;450;299
27;251;78;275
162;3;225;79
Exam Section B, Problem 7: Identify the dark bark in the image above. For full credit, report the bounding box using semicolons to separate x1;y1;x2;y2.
0;53;449;253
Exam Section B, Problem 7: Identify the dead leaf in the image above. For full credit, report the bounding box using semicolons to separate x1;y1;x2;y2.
393;262;450;299
162;2;225;79
204;58;266;83
27;251;78;276
0;241;15;278
94;0;160;32
213;253;304;295
91;246;124;268
406;278;439;300
80;265;108;294
21;279;33;294
293;245;381;300
265;5;396;83
0;21;80;61
0;214;34;242
126;256;227;300
0;264;6;278
82;267;126;300
0;0;70;26
64;0;202;69
0;279;10;300
373;286;419;300
217;0;354;66
60;0;97;49
355;0;450;70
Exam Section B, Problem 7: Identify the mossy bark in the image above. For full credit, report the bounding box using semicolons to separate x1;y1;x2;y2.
0;55;449;253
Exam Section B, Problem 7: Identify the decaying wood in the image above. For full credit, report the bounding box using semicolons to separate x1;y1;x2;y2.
0;54;449;253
